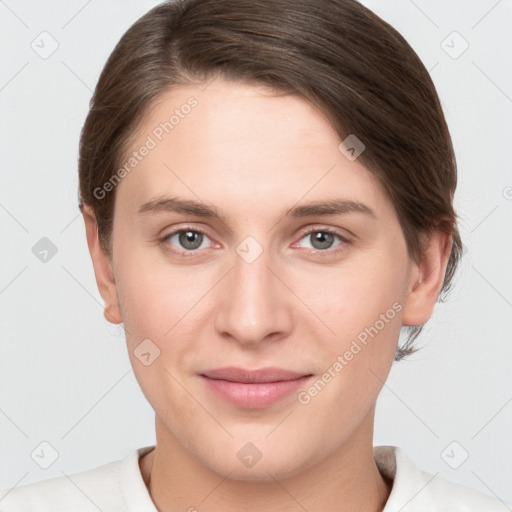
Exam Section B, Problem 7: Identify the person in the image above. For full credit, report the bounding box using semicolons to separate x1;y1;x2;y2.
0;0;506;510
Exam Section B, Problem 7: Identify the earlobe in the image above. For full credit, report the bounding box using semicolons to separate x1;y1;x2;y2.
401;230;453;326
81;204;123;325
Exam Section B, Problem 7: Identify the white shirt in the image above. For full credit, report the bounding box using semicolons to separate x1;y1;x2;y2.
0;445;506;511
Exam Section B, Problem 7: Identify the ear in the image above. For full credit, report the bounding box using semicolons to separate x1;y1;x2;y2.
401;229;453;326
81;204;122;324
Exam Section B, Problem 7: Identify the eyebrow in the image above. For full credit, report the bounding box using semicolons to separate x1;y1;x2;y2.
137;196;376;222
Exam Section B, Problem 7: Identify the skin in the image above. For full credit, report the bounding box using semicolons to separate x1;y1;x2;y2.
82;77;452;511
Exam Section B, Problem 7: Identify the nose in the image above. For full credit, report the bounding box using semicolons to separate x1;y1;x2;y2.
213;244;294;347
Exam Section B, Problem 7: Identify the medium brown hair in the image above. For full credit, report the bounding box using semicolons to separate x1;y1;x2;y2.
78;0;462;360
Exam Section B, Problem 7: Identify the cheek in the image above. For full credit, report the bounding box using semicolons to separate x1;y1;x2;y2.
114;248;202;339
114;255;204;412
292;245;408;399
114;251;220;386
295;265;404;432
301;252;407;338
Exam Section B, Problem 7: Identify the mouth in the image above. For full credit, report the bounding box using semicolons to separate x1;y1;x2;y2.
199;367;313;408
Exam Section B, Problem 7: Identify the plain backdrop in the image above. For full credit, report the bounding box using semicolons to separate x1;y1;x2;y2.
1;0;511;504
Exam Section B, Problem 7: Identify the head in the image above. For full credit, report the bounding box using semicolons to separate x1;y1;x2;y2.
79;0;461;480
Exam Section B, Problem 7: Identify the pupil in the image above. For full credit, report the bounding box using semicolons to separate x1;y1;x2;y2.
180;231;202;250
313;232;333;250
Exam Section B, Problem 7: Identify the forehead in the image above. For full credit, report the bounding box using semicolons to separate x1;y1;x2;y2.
137;79;339;152
116;78;391;220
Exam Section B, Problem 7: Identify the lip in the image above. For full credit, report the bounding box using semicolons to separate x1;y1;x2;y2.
200;367;313;408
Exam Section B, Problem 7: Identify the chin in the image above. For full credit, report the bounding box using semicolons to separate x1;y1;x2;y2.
213;462;305;483
202;442;315;483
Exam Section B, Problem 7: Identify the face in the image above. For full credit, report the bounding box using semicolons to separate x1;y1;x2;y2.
92;78;424;480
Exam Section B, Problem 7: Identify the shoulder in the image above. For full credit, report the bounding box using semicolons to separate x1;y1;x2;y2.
0;446;155;512
375;445;509;512
0;460;122;512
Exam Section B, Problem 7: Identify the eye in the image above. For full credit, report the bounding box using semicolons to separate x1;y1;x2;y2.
162;228;214;254
160;226;350;257
295;228;348;253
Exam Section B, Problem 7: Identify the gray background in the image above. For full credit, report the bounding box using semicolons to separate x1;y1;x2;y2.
1;0;511;505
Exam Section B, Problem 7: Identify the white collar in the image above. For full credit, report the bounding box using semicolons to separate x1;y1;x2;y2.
119;444;505;511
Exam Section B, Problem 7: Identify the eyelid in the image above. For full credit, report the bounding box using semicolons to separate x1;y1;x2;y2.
295;223;354;241
160;225;217;252
291;225;352;255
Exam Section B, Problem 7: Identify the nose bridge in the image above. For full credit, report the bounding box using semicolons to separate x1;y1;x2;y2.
214;238;292;344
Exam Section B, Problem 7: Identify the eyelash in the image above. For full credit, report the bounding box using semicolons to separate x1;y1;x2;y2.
160;226;351;258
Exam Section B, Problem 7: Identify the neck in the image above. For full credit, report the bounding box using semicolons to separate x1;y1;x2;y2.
140;417;391;512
